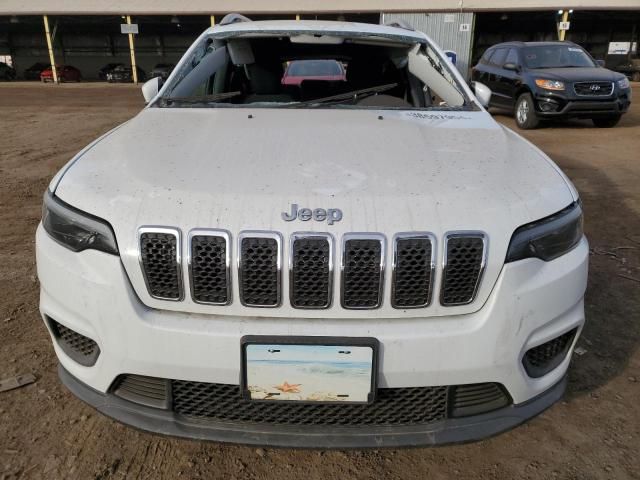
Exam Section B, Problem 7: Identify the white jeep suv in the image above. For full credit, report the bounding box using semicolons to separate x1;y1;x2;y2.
36;16;588;448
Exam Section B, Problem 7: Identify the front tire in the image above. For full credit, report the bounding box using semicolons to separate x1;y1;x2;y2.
515;93;540;129
592;115;621;128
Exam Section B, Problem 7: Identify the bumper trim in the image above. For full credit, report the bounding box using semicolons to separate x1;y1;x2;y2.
59;364;567;448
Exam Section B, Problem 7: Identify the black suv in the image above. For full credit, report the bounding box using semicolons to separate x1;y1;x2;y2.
472;41;632;129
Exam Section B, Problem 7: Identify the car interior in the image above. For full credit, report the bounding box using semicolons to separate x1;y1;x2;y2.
158;32;469;109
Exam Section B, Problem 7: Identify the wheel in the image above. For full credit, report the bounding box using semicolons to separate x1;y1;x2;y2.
632;72;640;82
514;93;540;129
592;115;621;128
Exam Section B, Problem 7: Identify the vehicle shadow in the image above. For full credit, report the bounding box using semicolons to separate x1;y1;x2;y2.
550;153;640;400
488;106;638;129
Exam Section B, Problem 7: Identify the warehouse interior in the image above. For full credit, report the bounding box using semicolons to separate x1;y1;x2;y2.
0;10;638;81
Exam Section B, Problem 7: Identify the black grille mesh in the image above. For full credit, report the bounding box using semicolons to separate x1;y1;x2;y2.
113;374;170;409
172;381;448;426
441;236;484;305
240;237;279;306
140;232;181;299
190;235;229;304
574;82;613;96
393;237;433;308
342;239;383;309
49;319;100;367
523;328;577;378
291;237;331;308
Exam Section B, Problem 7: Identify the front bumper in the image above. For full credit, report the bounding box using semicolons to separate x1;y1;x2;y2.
37;224;588;446
60;364;567;448
533;89;631;118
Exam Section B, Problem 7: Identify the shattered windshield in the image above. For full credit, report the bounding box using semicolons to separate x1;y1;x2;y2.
154;30;472;110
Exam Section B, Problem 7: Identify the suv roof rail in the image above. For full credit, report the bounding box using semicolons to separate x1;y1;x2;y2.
383;19;415;31
219;13;252;26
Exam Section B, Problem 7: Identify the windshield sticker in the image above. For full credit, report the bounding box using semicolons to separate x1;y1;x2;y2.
406;112;472;120
568;47;583;52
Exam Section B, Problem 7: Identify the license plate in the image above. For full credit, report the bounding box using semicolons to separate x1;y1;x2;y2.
241;336;378;404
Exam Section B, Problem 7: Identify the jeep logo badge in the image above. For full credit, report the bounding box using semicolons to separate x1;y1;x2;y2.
282;204;343;225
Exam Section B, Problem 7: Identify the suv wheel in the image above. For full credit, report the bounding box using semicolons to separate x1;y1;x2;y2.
592;115;621;128
515;93;539;130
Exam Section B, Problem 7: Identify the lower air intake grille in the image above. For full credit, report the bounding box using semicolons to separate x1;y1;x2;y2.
139;230;182;300
342;237;384;309
239;235;280;307
392;236;433;308
450;383;510;417
112;374;170;409
523;328;577;378
48;318;100;367
190;234;229;305
290;235;332;308
441;234;485;306
172;381;448;426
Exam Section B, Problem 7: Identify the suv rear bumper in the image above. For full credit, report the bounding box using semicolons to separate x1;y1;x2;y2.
60;364;567;448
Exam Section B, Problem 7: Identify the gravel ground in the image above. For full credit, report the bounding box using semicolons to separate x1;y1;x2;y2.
0;82;639;480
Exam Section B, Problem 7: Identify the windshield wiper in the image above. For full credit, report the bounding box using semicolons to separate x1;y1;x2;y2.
284;83;399;108
158;91;243;106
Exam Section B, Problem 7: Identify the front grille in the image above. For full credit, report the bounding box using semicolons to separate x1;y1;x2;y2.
173;381;448;426
137;229;491;309
112;374;170;409
239;233;281;307
139;229;182;300
523;328;577;378
392;234;434;308
189;231;230;305
574;81;613;96
48;318;100;367
441;234;486;306
341;235;385;309
450;383;510;417
290;234;332;308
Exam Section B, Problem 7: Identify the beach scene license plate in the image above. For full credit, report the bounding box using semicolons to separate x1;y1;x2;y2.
244;342;375;403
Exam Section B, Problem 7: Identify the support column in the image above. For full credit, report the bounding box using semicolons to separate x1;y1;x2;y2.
558;10;569;41
43;15;58;84
210;15;216;27
126;15;139;84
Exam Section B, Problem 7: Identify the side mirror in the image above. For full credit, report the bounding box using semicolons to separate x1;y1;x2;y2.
503;62;520;72
473;81;492;108
141;76;162;104
596;59;605;68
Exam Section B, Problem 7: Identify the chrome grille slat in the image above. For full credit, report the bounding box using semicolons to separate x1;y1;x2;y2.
138;227;183;301
391;233;435;309
188;229;231;305
341;233;385;309
238;231;282;307
440;232;486;306
290;233;334;309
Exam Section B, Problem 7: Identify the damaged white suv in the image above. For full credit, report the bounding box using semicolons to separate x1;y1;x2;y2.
37;16;588;448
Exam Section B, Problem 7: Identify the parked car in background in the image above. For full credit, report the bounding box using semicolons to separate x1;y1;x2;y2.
98;63;124;81
106;65;147;83
472;41;632;129
0;62;16;80
24;62;49;80
150;63;174;80
40;65;82;82
282;59;346;85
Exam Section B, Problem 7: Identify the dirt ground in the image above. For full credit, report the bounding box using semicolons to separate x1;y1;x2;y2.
0;82;639;480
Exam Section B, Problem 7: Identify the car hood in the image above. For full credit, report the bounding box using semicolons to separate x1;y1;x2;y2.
53;107;576;318
528;67;623;82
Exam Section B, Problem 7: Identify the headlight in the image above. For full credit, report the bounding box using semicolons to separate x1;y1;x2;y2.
617;77;630;89
505;202;583;263
42;190;119;255
535;79;565;91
